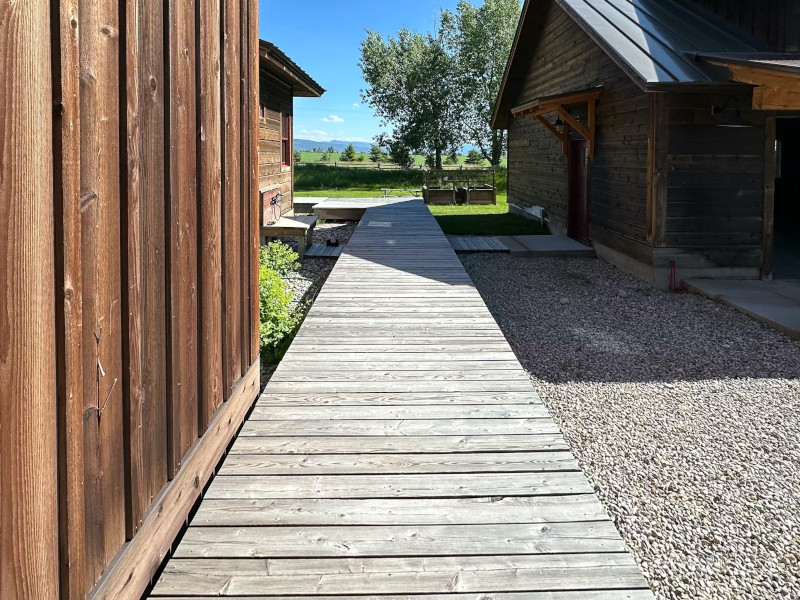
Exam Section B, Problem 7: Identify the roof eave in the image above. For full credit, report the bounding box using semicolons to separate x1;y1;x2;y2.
259;40;326;98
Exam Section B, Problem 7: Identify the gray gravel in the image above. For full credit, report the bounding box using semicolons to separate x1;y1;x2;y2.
461;254;800;600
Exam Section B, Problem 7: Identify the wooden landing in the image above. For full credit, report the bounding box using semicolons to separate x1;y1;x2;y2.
305;243;344;258
150;199;652;599
449;235;510;253
314;197;412;221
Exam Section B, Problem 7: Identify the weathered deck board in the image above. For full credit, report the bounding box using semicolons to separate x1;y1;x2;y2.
150;200;650;598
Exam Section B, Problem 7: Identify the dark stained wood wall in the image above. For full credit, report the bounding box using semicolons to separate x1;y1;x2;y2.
657;92;767;272
0;0;260;598
687;0;800;51
259;70;294;217
506;0;651;263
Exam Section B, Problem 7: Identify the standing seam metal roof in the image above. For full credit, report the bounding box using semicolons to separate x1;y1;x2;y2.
557;0;770;86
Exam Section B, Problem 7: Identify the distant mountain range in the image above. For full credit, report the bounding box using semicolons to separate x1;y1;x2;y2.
294;139;373;153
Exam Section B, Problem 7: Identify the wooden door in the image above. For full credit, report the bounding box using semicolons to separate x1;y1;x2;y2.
568;139;589;243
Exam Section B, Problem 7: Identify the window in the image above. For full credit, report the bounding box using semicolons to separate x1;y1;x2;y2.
281;114;291;167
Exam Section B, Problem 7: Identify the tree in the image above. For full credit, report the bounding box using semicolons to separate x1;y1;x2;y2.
320;152;330;162
293;150;302;164
360;20;463;169
327;145;335;154
339;144;357;162
465;148;484;165
377;134;414;169
369;144;386;162
444;151;459;166
453;0;521;165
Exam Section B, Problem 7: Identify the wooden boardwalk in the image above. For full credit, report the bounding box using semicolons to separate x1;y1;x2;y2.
150;200;652;599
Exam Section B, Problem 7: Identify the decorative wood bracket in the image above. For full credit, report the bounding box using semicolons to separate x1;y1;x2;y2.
512;87;602;157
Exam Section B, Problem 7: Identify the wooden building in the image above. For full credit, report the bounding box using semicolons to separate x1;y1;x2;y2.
1;0;260;599
258;41;325;219
493;0;800;287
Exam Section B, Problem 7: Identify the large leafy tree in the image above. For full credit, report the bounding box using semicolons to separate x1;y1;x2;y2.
360;19;462;169
454;0;521;166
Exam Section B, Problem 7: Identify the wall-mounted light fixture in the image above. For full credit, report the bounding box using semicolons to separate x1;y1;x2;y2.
554;116;564;133
711;96;752;128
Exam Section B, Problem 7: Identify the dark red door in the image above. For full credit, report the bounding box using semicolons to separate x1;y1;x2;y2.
568;139;589;243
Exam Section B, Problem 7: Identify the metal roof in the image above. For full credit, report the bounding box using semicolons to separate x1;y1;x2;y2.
491;0;781;129
557;0;770;87
698;52;800;75
259;40;325;98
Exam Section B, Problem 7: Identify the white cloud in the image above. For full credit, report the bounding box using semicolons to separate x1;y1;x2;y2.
297;129;330;142
322;115;344;123
352;103;360;109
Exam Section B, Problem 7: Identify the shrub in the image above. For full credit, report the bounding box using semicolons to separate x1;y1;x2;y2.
320;152;330;162
259;242;303;364
293;150;302;164
259;265;302;364
260;241;299;276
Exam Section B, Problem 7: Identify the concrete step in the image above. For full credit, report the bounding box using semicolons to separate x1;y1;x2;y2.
496;234;595;257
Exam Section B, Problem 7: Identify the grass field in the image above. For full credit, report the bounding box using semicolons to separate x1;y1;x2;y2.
298;151;507;167
294;165;543;236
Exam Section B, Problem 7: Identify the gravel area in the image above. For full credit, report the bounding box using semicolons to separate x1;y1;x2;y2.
461;254;800;600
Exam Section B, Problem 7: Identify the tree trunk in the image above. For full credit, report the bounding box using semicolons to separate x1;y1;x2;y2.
490;130;504;166
435;147;443;170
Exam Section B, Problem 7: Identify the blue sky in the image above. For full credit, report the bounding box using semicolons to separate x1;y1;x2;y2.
258;0;463;144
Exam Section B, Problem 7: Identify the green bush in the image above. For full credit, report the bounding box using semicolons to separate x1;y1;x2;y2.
259;242;303;364
260;241;300;276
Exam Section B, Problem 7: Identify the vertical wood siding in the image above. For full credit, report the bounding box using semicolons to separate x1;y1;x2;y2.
79;0;126;582
124;0;169;537
0;0;260;598
0;1;60;597
222;0;242;397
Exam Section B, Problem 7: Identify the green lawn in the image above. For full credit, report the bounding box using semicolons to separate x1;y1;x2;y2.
428;196;546;236
295;187;546;237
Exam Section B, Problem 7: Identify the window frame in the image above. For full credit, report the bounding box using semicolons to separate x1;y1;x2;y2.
281;113;291;168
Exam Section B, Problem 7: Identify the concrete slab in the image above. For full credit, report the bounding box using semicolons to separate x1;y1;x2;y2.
685;279;800;340
293;198;322;214
496;234;595;257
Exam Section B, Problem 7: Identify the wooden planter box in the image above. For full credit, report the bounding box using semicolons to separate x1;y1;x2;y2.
467;185;497;205
423;186;455;205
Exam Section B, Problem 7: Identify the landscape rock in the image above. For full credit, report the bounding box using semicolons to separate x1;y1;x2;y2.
461;253;800;600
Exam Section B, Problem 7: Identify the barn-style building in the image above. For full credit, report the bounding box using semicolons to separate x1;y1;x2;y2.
258;40;325;218
493;0;800;287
